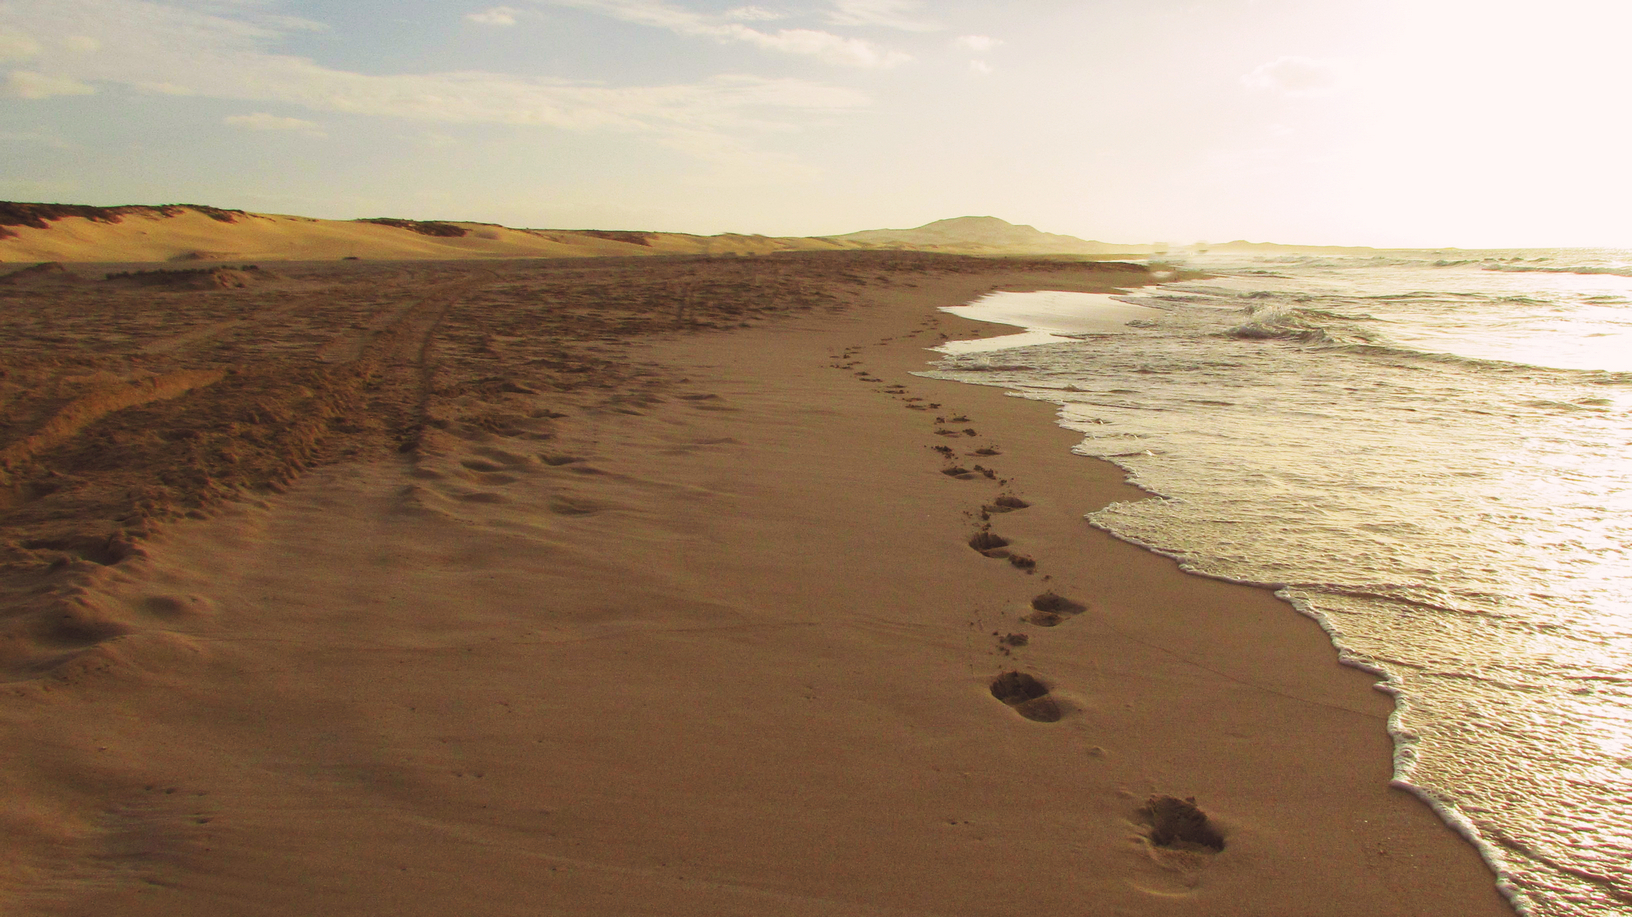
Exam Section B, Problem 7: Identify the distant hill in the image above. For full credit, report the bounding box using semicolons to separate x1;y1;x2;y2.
825;216;1153;256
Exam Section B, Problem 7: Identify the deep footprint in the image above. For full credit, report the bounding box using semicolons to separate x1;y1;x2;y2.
989;671;1063;723
985;495;1030;514
1026;591;1086;626
1140;795;1226;852
969;531;1010;556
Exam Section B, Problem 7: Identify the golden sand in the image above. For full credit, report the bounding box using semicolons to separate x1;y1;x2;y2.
0;254;1510;915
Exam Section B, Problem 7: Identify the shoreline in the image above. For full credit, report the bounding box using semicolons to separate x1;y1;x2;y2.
0;257;1512;915
914;291;1528;910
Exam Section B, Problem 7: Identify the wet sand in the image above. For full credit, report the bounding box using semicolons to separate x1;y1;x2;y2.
0;254;1512;915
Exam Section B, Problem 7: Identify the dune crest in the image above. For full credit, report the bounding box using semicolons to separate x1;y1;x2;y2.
0;203;1164;264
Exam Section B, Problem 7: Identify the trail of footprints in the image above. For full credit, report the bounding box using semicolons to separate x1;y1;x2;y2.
829;336;1228;861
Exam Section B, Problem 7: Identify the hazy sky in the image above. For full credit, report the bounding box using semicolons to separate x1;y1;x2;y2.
2;0;1629;247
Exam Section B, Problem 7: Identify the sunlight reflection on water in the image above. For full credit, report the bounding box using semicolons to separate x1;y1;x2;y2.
924;252;1632;917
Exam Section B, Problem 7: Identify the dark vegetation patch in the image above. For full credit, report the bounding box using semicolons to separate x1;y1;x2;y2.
578;230;655;247
358;218;469;237
0;262;77;284
104;266;267;290
0;202;244;239
104;266;261;281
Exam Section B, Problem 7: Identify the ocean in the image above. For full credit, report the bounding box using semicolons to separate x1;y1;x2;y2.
923;250;1632;917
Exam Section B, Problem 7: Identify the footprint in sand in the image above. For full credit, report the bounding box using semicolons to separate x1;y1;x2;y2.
989;670;1063;722
540;454;586;466
984;495;1029;514
1025;591;1086;626
1139;795;1226;853
969;531;1010;556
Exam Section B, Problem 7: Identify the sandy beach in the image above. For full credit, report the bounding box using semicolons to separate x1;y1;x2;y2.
0;253;1512;916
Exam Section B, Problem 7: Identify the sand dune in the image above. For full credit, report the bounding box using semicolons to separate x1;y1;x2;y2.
0;204;1162;264
0;253;1511;916
0;205;862;264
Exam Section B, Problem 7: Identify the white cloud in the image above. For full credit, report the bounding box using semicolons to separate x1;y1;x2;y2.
721;23;909;68
137;81;197;95
0;129;77;150
724;6;782;21
1242;56;1346;97
0;30;42;62
225;112;325;135
466;6;521;26
953;34;999;52
543;0;912;67
969;59;991;75
0;0;872;169
826;0;937;31
2;70;95;98
64;35;100;53
0;0;881;172
656;127;822;181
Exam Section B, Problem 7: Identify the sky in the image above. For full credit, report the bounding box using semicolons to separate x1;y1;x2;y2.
2;0;1630;248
